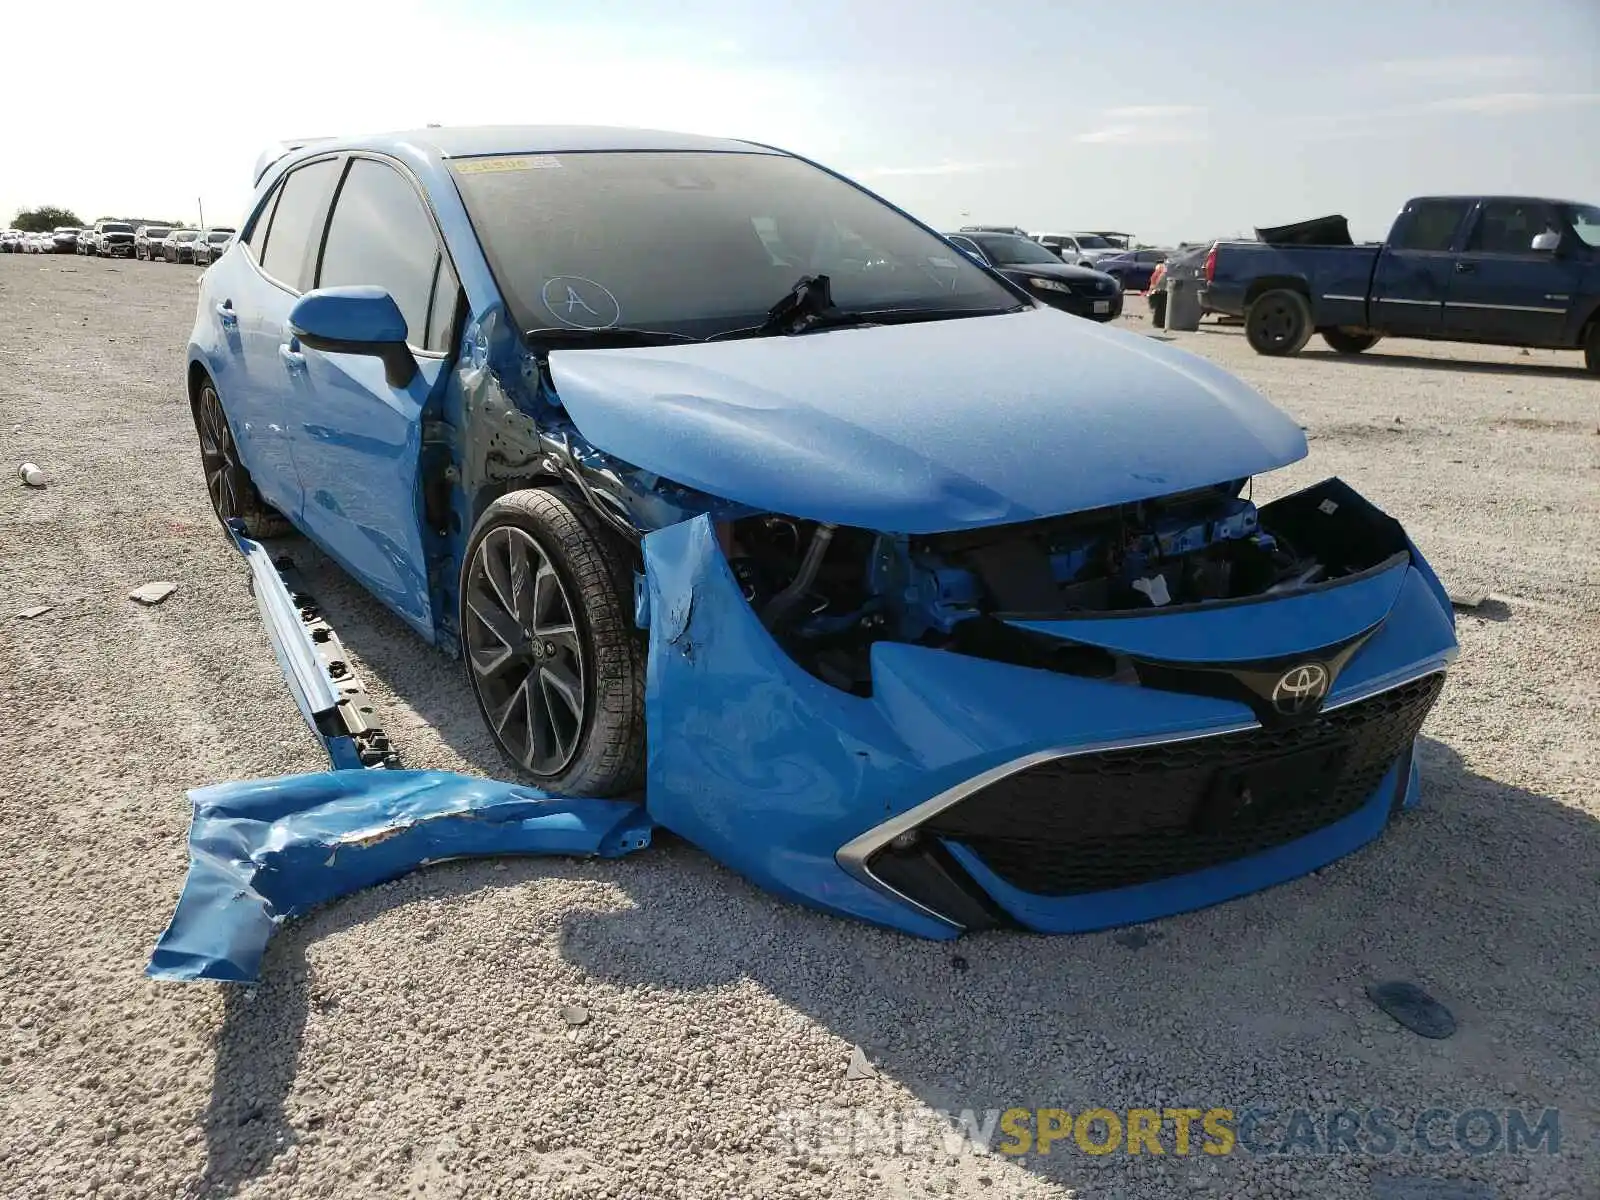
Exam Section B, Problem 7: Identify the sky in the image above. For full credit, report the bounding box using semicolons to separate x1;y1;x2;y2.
3;0;1597;245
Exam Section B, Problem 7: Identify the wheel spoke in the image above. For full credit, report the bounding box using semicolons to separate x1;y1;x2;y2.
468;639;515;680
466;588;523;651
480;531;517;616
534;622;580;654
488;673;532;735
539;662;582;722
506;535;538;626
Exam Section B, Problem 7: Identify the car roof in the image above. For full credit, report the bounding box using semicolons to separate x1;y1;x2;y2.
261;124;779;184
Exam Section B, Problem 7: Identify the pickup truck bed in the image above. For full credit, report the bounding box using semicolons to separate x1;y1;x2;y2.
1202;195;1600;374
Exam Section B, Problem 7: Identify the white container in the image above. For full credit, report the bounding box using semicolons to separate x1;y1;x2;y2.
19;462;47;487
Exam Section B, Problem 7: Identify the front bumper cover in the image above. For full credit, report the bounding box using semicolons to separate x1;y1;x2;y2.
151;483;1456;979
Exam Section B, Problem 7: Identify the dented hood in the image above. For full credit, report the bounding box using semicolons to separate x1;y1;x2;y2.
547;306;1307;532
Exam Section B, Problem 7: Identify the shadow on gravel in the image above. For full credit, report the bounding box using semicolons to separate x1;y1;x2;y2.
1298;348;1592;379
194;943;310;1198
546;735;1598;1194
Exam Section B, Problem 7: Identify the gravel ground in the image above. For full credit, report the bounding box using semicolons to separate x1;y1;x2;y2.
1;255;1596;1200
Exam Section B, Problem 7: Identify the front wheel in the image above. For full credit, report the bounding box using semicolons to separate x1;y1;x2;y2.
191;378;291;538
1246;289;1313;356
1321;327;1382;354
460;487;646;796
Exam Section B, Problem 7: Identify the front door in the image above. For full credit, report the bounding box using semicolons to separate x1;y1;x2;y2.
1370;197;1474;338
1445;199;1580;346
288;155;463;642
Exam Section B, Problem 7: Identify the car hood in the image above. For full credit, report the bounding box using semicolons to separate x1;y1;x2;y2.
546;306;1307;533
996;260;1116;284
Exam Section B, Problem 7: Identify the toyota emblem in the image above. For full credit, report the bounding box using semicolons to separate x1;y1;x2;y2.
1271;663;1330;715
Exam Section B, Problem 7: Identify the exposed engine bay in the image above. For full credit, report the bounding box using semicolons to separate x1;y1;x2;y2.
724;478;1410;694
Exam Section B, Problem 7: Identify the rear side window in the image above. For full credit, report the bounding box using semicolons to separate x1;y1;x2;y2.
1465;200;1560;255
259;158;340;291
244;185;281;259
317;158;449;351
1391;200;1471;252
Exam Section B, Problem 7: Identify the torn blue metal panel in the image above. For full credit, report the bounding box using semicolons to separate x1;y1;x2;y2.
148;770;652;983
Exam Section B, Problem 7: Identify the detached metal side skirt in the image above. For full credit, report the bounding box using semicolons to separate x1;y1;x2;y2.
225;520;398;770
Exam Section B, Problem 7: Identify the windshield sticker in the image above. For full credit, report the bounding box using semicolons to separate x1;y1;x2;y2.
540;276;622;329
454;155;562;175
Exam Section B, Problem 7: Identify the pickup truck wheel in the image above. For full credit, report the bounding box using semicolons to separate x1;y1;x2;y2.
191;379;292;539
1247;289;1313;356
460;486;646;797
1321;328;1382;354
1585;322;1600;375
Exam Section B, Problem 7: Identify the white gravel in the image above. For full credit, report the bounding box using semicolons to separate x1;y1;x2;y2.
1;257;1596;1199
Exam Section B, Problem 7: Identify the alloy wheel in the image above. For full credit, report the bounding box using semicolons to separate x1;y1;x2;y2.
464;527;587;776
196;384;249;522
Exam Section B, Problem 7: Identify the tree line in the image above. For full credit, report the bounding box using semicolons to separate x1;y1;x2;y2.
12;206;187;232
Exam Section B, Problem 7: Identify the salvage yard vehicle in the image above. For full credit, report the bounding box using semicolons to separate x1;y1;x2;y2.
135;224;171;260
190;227;235;266
51;226;82;253
1205;196;1600;373
184;125;1458;940
947;230;1124;321
162;228;199;262
92;219;136;257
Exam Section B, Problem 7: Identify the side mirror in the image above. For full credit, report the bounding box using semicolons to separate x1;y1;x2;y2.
1530;231;1560;253
289;286;416;388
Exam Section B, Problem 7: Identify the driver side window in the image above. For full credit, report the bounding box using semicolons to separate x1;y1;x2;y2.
317;158;459;353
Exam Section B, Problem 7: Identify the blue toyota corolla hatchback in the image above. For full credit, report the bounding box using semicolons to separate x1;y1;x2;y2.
186;126;1457;938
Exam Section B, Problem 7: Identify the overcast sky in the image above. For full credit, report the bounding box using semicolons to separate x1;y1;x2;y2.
3;0;1596;244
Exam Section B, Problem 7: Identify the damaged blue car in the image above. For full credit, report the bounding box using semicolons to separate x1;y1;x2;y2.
183;125;1457;943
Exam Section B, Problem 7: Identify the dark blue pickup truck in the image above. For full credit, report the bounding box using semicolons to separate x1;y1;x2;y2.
1203;196;1600;374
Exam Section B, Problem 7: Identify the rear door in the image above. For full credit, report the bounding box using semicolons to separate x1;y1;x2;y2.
288;154;462;639
216;156;343;521
1370;198;1473;337
1444;199;1579;345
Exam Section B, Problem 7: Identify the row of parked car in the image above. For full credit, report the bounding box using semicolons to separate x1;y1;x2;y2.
1;221;237;265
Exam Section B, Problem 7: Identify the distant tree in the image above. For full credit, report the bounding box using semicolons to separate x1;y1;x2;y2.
13;206;84;232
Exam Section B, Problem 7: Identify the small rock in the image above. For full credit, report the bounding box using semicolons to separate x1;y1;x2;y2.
559;1004;590;1027
129;581;178;606
17;605;53;620
949;955;969;973
845;1045;877;1081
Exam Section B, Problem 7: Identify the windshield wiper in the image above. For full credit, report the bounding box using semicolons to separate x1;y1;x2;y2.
525;327;701;348
708;301;1023;342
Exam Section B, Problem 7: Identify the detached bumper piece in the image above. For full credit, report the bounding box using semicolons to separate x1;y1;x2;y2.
147;771;654;982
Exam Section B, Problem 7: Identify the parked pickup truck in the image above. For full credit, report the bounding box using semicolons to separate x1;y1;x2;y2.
1203;196;1600;374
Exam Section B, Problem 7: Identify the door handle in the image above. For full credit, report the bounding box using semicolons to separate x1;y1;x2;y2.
215;300;237;326
279;343;306;372
1454;261;1476;274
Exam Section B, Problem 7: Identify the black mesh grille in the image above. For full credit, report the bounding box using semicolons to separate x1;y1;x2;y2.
922;673;1445;897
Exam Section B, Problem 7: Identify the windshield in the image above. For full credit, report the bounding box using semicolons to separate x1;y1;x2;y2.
972;234;1061;265
207;231;231;242
1564;203;1600;247
102;223;133;234
174;230;196;241
1072;234;1113;249
145;228;170;237
451;150;1018;339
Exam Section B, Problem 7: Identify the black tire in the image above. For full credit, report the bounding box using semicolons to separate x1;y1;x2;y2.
1321;327;1382;355
460;487;646;797
1246;289;1314;356
1585;321;1599;376
190;376;292;539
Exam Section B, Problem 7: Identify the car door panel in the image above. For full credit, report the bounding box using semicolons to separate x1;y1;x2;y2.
294;348;443;638
1370;199;1472;338
1445;201;1579;345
